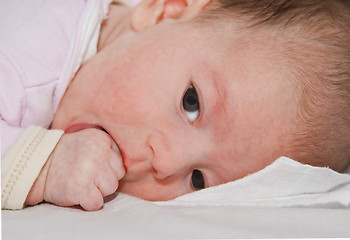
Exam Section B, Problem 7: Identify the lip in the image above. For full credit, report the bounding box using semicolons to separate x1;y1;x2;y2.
65;123;121;155
65;123;104;133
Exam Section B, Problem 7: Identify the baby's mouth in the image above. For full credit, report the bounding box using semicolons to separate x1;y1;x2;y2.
65;123;121;155
65;123;103;133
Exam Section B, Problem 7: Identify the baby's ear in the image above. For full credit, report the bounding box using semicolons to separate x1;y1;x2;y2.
131;0;212;31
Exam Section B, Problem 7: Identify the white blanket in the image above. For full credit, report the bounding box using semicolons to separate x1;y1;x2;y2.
157;156;350;208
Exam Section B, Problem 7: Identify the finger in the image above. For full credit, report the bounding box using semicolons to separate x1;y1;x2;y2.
108;150;126;180
94;168;119;197
79;183;104;211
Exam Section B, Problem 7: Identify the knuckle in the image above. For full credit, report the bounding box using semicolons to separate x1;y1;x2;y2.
102;179;119;196
97;171;119;196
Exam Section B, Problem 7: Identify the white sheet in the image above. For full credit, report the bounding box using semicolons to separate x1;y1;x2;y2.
3;157;350;239
156;157;350;208
3;193;350;239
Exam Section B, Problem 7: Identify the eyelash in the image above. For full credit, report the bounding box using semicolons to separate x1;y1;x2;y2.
182;84;200;122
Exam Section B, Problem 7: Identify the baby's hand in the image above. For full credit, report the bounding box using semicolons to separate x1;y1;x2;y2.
25;128;125;211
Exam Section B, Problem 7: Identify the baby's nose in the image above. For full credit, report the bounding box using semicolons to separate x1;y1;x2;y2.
148;134;189;180
152;158;181;180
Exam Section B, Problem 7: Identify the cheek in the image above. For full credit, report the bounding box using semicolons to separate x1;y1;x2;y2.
98;94;143;124
90;72;148;121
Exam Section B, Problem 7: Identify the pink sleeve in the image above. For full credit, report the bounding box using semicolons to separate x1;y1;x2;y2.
0;50;27;156
1;121;27;157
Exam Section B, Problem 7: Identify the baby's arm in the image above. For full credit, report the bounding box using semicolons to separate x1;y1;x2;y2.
25;128;125;211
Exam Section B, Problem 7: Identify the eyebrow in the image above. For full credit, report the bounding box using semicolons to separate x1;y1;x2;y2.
203;69;233;148
209;70;228;118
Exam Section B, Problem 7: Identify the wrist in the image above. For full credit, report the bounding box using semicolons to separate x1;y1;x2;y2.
25;154;52;206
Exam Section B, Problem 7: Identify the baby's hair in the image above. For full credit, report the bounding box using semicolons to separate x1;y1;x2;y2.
198;0;350;171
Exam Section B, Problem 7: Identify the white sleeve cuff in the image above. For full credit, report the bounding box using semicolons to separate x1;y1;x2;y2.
2;126;63;210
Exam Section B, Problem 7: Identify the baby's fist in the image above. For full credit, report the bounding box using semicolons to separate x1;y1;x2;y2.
27;128;125;211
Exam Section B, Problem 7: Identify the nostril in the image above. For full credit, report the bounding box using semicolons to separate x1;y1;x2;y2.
152;167;158;176
147;134;172;180
152;167;165;180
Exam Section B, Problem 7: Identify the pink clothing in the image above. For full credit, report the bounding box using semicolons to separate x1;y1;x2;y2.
0;0;111;156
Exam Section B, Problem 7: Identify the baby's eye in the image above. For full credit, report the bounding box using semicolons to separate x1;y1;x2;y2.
182;85;200;122
191;169;205;191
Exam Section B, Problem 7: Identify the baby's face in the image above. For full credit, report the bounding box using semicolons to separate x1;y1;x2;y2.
52;20;297;200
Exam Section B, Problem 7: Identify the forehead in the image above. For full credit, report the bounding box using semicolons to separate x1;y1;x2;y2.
144;20;231;56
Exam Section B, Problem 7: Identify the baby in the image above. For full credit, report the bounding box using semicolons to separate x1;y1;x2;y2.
1;0;350;211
